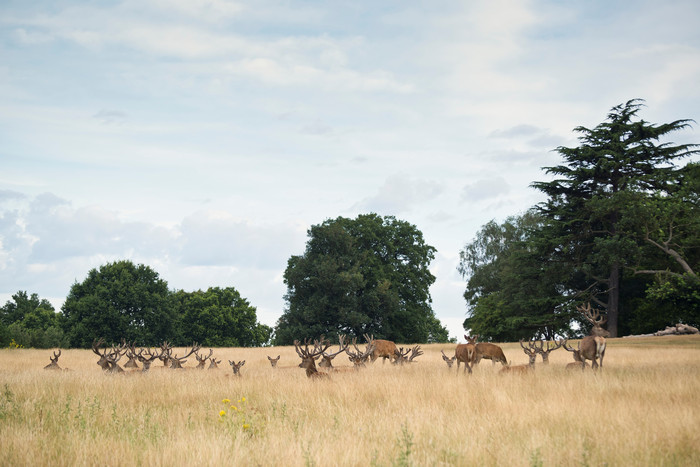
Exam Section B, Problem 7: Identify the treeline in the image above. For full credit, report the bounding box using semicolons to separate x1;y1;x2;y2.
458;100;700;341
0;261;272;349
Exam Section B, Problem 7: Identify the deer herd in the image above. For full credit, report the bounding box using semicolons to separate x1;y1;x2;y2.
42;303;609;378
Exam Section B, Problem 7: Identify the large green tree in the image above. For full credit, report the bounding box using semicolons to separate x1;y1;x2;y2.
173;286;272;347
531;99;699;336
0;291;67;348
62;260;176;347
275;213;449;344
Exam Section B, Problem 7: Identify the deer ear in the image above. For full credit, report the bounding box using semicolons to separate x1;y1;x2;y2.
241;361;246;366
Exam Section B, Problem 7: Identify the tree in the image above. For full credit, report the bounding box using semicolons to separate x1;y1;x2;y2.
458;211;575;341
173;287;272;347
532;99;699;336
275;213;449;345
62;260;176;347
0;291;67;348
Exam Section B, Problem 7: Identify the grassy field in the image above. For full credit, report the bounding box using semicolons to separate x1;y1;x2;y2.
1;335;699;466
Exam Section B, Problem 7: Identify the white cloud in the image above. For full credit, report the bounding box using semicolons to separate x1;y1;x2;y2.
353;174;444;215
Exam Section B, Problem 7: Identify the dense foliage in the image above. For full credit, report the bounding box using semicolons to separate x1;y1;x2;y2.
275;213;450;345
0;291;68;348
460;100;700;339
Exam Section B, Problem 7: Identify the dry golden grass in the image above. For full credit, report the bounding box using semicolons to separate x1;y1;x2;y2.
1;336;699;466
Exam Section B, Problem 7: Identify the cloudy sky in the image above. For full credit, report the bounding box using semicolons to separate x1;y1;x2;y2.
2;0;699;341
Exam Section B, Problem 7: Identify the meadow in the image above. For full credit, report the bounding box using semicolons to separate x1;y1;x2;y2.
1;335;699;466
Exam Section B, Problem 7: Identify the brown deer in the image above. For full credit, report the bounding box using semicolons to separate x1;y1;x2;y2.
229;360;246;376
454;340;476;374
136;347;162;372
294;337;331;378
580;302;611;338
208;355;222;369
169;342;201;369
346;336;376;368
267;355;281;368
562;338;605;371
44;350;63;370
195;349;213;369
92;338;126;373
499;340;538;374
318;335;350;371
364;334;398;363
466;335;507;366
533;339;564;364
440;350;456;368
393;345;423;365
122;340;140;369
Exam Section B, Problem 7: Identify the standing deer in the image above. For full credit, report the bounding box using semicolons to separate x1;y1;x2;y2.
466;335;507;366
44;350;63;370
563;337;605;371
500;340;538;374
364;334;398;363
346;336;376;368
319;335;350;371
294;337;331;378
229;360;246;376
441;350;456;368
454;339;476;374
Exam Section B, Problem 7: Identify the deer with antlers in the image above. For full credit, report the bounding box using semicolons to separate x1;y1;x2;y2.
92;338;126;373
168;342;201;369
466;335;507;366
195;349;213;369
346;335;376;368
533;339;564;364
364;334;398;364
318;334;350;371
294;337;331;378
44;349;63;370
229;360;246;376
500;340;538;374
562;303;608;371
441;350;456;368
208;354;222;369
136;347;162;372
393;345;423;365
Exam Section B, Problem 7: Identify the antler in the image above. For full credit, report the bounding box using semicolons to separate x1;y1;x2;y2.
170;342;201;369
346;336;375;367
579;302;607;326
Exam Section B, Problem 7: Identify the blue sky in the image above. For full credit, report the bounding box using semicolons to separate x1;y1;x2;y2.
2;0;699;341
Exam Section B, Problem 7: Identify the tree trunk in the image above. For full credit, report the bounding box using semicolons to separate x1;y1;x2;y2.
606;262;620;337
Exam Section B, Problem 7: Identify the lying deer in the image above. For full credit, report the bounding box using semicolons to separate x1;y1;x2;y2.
393;345;423;365
229;360;246;376
346;336;376;368
500;340;538;374
294;337;330;378
44;349;63;370
319;335;350;371
440;350;456;368
267;355;281;368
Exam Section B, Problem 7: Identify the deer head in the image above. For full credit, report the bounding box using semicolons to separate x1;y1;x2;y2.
195;349;213;370
170;342;201;369
44;350;62;370
294;337;331;378
267;355;281;368
579;303;610;337
532;339;563;364
441;350;456;368
319;334;349;370
345;336;375;368
208;355;222;369
229;360;245;376
136;347;161;372
92;338;126;373
393;345;423;365
123;341;141;369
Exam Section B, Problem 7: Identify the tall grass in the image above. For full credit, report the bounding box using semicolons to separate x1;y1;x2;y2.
1;336;699;466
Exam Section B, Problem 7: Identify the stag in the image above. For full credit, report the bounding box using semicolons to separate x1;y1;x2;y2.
393;345;423;365
169;342;201;369
136;347;162;372
208;354;222;369
441;350;456;368
533;339;564;364
563;338;605;371
267;355;281;368
466;335;507;366
318;335;350;371
364;333;398;363
580;302;611;338
123;341;141;369
195;349;213;369
346;336;376;368
454;339;476;374
294;337;331;378
44;350;63;370
500;340;538;374
229;360;246;376
92;338;126;373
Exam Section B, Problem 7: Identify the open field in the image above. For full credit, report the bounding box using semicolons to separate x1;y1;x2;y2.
1;335;699;466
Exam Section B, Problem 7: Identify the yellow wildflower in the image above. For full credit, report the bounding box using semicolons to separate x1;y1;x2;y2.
222;399;230;404
243;424;250;430
219;410;226;417
230;405;238;411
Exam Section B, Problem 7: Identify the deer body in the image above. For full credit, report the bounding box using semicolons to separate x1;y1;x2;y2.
454;343;475;374
465;335;507;366
500;340;538;374
362;334;398;363
44;350;62;370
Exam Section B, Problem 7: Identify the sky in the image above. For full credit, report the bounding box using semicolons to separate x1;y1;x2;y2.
1;0;700;342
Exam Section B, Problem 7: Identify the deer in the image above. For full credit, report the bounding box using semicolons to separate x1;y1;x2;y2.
562;338;605;371
364;333;398;364
208;354;222;369
122;340;140;369
169;342;201;369
346;336;376;368
92;338;126;373
580;302;611;338
533;339;564;364
267;355;281;368
318;334;350;371
466;335;507;366
393;345;423;365
500;340;538;374
454;340;476;374
441;350;456;368
44;349;63;370
195;349;213;369
229;360;246;376
294;337;331;378
136;347;162;372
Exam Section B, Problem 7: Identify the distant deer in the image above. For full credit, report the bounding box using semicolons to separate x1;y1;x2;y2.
195;349;213;369
364;334;398;364
208;355;222;369
580;302;610;338
169;342;201;369
267;355;281;368
500;340;538;374
92;338;126;373
319;335;350;371
136;347;162;372
44;350;63;370
229;360;246;376
346;336;376;368
122;340;140;369
562;303;608;371
440;350;456;368
454;338;476;374
533;339;564;364
294;337;331;378
466;335;507;366
393;345;423;365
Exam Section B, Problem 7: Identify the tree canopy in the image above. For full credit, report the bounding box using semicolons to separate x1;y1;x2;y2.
275;213;449;345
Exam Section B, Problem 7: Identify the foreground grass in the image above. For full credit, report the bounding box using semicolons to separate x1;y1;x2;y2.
1;336;699;466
